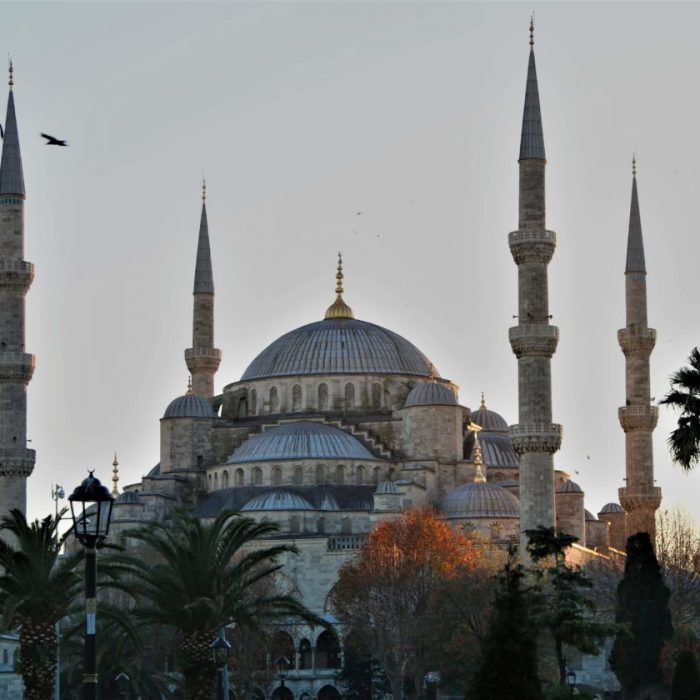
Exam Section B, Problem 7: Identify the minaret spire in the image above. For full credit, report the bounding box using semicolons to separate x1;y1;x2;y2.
509;22;561;550
324;252;354;320
185;180;221;397
618;159;660;541
0;60;24;197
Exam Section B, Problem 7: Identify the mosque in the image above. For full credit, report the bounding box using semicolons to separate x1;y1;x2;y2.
0;21;660;699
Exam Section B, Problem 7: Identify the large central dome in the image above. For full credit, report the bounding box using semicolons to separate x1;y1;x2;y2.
241;318;439;381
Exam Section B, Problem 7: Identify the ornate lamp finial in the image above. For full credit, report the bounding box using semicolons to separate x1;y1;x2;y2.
529;15;535;47
8;57;13;89
473;431;486;483
324;252;354;320
632;154;637;177
111;452;120;497
186;376;193;395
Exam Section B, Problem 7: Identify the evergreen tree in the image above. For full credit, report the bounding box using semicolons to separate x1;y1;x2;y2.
610;532;673;699
467;547;542;700
671;650;700;700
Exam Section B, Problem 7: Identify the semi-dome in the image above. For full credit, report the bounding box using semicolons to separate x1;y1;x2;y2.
475;433;519;468
227;421;381;464
115;491;143;505
240;318;439;381
374;480;400;495
440;482;520;519
599;502;624;514
469;396;509;432
163;393;216;419
585;509;597;522
404;382;457;408
556;480;583;494
241;490;314;511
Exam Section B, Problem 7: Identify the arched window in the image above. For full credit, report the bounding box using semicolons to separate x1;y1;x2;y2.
316;631;341;669
2;649;7;665
372;383;382;407
388;467;395;482
222;470;229;489
290;515;300;533
249;389;257;416
252;467;263;486
336;465;345;484
214;472;219;489
317;517;325;534
315;465;325;485
373;466;381;484
294;466;304;485
292;384;302;412
269;386;279;413
299;638;312;670
318;383;329;410
238;397;248;418
208;473;213;487
317;687;341;700
273;466;283;486
341;517;352;534
345;383;355;409
356;465;365;484
235;468;244;487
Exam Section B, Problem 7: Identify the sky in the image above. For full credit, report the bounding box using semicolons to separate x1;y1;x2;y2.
5;1;698;522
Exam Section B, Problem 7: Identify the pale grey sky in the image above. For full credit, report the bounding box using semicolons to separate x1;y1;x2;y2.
8;2;698;521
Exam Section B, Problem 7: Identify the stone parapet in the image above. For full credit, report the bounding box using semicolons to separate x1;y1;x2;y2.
0;352;34;384
185;347;222;374
0;447;35;476
619;486;662;509
618;327;656;355
0;260;33;289
509;324;559;358
508;229;557;264
618;405;658;432
509;423;562;454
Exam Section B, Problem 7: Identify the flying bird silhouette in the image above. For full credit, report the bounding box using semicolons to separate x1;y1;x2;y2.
40;133;68;146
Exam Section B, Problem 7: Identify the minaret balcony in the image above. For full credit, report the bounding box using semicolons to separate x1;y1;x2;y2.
618;327;656;355
509;325;559;358
0;352;35;384
0;447;35;476
618;486;662;512
0;260;34;289
508;229;557;264
185;347;222;373
509;423;562;454
618;405;658;432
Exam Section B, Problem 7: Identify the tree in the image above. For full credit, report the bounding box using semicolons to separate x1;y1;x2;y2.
660;347;700;471
110;510;324;699
671;650;700;700
610;532;673;699
332;509;480;700
467;546;543;700
0;509;83;700
526;527;620;687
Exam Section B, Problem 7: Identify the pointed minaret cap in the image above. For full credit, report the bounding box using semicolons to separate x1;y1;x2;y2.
193;178;214;294
0;59;25;196
111;452;120;498
324;253;355;320
625;155;646;274
519;18;546;162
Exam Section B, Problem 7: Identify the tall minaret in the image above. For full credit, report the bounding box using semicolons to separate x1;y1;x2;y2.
0;63;35;517
618;158;661;540
508;22;562;548
185;180;220;397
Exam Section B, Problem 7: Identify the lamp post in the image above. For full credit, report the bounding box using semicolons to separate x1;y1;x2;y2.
211;633;231;700
276;655;290;688
69;471;115;700
566;668;577;695
114;672;130;699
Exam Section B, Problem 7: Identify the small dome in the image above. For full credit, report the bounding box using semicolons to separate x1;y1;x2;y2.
115;491;142;505
585;509;597;522
440;482;520;519
404;383;457;408
163;394;216;419
556;480;583;494
374;481;400;495
470;407;509;432
241;490;314;511
227;421;380;464
599;502;625;514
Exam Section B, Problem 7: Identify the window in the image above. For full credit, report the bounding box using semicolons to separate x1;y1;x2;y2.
292;384;302;412
294;466;304;485
345;383;355;409
253;467;263;485
317;517;325;534
373;466;381;485
341;517;352;534
299;639;312;669
235;468;244;486
356;465;365;484
290;515;300;533
388;467;395;482
214;472;219;489
269;387;279;414
336;465;345;484
273;466;283;486
316;631;341;670
372;383;382;407
222;470;229;488
315;465;325;485
318;383;329;410
250;389;257;416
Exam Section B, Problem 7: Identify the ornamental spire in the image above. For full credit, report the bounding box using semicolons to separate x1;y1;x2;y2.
519;18;546;161
625;156;646;274
324;252;354;320
472;427;486;483
111;452;120;497
193;180;214;294
0;59;24;196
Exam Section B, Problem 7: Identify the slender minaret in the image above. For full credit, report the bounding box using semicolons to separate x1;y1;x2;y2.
618;158;661;540
0;62;35;517
508;22;562;549
184;180;220;397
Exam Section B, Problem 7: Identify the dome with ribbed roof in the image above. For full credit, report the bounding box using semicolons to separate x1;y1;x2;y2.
404;382;457;408
469;395;509;432
115;491;143;505
227;421;381;464
585;509;597;522
440;482;520;519
241;490;314;511
599;502;624;514
556;480;583;494
163;393;216;419
374;481;400;495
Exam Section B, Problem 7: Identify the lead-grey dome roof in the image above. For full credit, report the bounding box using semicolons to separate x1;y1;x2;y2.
241;490;314;511
227;421;381;464
440;482;520;519
115;491;143;505
241;318;439;381
163;394;216;419
374;481;400;494
599;502;624;514
404;382;457;408
470;404;509;433
556;480;583;494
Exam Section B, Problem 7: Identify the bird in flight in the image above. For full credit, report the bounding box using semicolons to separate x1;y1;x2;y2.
41;133;68;146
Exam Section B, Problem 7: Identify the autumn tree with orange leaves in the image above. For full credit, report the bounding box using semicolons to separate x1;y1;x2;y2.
332;509;481;700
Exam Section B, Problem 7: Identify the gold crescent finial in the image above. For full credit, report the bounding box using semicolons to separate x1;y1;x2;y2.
632;154;637;177
529;15;535;47
324;252;354;320
8;57;13;89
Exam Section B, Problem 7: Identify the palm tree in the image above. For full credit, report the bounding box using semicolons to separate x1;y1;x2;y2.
0;509;82;700
661;347;700;471
110;510;326;699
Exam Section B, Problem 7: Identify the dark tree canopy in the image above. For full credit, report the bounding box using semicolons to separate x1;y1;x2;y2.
671;650;700;700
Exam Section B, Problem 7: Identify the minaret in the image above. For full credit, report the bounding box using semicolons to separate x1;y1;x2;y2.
618;158;661;540
0;62;35;517
185;180;220;397
508;21;562;549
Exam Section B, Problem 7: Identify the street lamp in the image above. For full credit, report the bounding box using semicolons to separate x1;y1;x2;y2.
566;668;577;695
68;471;114;700
276;655;291;689
211;633;231;700
114;671;130;699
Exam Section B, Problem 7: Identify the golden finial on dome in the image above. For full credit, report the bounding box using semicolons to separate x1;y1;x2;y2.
324;252;355;320
480;391;486;409
472;430;486;483
186;376;193;395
